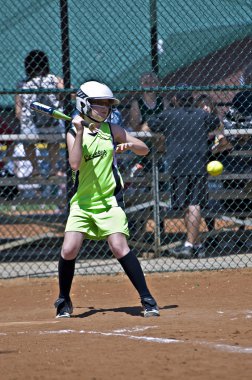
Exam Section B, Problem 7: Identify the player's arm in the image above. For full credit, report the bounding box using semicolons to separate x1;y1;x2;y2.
15;94;22;120
205;114;231;154
112;124;149;156
129;99;145;131
55;77;65;101
56;77;64;90
56;76;76;100
66;115;84;171
210;121;233;154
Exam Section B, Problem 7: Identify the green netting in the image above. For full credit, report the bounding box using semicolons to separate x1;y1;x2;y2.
1;0;252;101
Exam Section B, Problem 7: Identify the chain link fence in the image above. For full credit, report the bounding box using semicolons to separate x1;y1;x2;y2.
1;0;252;278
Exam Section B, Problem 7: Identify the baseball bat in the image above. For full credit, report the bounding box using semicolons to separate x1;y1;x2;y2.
30;101;95;128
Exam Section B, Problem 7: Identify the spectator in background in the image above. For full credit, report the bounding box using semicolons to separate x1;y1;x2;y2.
107;107;124;127
129;72;168;232
144;91;220;258
224;61;252;151
15;50;65;177
194;94;232;158
0;116;19;200
194;94;232;235
0;116;15;174
222;62;252;214
231;61;252;117
129;72;168;132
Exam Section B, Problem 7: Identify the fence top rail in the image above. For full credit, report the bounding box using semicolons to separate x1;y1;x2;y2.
2;84;252;95
224;129;252;135
0;131;154;142
0;133;66;142
0;129;252;143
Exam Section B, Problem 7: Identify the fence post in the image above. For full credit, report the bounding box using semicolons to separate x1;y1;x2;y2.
60;0;72;211
149;0;159;75
152;139;161;256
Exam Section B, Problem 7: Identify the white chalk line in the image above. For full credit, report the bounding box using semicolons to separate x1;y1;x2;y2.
1;325;252;354
40;329;252;354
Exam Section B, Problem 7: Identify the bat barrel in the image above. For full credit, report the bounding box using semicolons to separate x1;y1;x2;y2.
30;101;72;121
30;102;54;115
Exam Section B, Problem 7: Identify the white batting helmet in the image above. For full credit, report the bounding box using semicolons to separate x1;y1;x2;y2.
76;81;120;120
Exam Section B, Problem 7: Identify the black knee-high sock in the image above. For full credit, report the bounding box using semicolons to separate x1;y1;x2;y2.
58;256;76;301
118;250;151;299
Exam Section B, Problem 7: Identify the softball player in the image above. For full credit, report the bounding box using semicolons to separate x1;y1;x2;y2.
54;81;159;318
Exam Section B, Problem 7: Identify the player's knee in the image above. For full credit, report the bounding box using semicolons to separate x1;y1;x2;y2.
109;243;129;259
107;233;129;259
61;244;78;260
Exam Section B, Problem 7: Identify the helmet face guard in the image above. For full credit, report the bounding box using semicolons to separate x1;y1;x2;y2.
76;81;120;122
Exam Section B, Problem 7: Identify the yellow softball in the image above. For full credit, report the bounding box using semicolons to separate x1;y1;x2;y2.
206;160;224;176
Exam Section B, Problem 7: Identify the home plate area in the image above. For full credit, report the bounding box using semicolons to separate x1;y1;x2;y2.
1;270;252;380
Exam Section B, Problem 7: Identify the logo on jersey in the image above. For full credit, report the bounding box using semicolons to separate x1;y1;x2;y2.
84;149;107;162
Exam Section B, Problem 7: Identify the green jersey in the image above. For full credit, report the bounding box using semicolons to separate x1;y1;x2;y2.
69;122;124;210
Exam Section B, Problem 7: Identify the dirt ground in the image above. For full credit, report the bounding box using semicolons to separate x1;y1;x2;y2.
0;211;240;240
0;269;252;380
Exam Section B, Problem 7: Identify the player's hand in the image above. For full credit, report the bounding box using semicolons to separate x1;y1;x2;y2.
72;115;85;133
72;115;98;133
116;142;133;153
141;121;150;132
87;122;99;133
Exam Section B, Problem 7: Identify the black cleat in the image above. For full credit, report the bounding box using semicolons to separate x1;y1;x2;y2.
141;297;160;317
54;297;73;318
